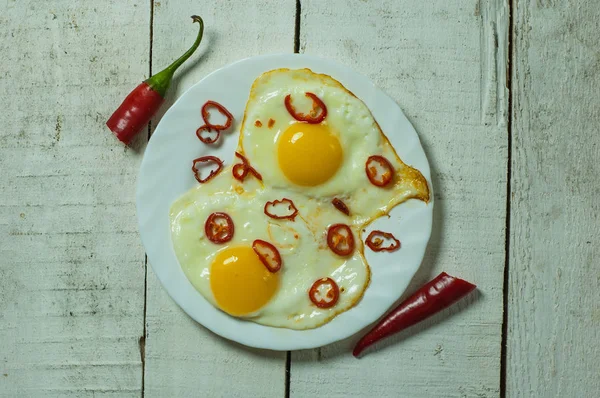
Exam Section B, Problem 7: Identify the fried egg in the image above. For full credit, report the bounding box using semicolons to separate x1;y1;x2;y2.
170;170;370;329
238;68;429;225
169;68;429;330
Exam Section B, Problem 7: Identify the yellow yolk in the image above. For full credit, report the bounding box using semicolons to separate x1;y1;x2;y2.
277;123;343;186
210;246;279;316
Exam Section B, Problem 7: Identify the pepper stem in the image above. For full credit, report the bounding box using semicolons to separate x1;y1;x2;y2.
145;15;204;97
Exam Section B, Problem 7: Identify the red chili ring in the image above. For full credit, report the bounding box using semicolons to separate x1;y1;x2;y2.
204;212;234;244
365;230;401;252
252;239;282;273
233;152;263;182
365;155;394;187
232;162;248;181
326;224;355;256
264;198;299;221
327;224;355;256
309;277;340;308
201;100;234;131
196;124;221;144
284;92;327;124
192;156;223;183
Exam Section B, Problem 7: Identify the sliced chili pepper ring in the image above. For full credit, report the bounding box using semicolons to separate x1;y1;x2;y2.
365;155;394;187
264;198;299;221
232;162;248;181
237;152;263;181
196;124;221;144
309;277;340;308
284;92;328;124
332;198;350;216
192;156;223;183
327;224;355;256
233;152;263;182
204;212;234;244
201;100;234;131
252;239;282;273
365;230;401;252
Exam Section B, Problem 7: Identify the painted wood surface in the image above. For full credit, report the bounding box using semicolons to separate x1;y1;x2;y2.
508;1;600;396
2;0;599;396
142;1;295;397
290;1;508;397
0;1;149;396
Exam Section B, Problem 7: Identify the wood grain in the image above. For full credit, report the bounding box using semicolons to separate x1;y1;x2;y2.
6;0;597;395
143;1;296;396
291;1;508;397
508;0;600;396
0;1;149;396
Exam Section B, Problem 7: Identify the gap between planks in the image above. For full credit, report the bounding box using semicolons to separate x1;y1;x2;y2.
140;1;155;397
286;2;302;396
500;0;514;397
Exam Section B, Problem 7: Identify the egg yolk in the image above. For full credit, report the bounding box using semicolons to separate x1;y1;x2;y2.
278;123;343;186
210;246;279;316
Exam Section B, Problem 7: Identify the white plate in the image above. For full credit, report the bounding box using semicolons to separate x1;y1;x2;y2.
136;54;433;350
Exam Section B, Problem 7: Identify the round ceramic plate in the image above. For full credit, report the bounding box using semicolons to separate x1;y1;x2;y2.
137;54;433;350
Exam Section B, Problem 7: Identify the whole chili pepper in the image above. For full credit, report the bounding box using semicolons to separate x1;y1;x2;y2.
353;272;476;357
106;15;204;144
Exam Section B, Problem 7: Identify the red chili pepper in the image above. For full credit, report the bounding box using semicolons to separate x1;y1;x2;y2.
327;224;355;256
365;230;401;252
365;155;394;187
204;212;234;244
201;101;234;131
284;92;328;124
192;156;223;183
264;198;299;221
309;277;340;308
332;198;350;216
196;124;220;144
252;239;282;273
106;15;204;144
232;163;248;181
353;272;476;357
232;152;262;182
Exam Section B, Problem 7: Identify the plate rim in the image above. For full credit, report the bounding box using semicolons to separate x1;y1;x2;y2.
136;53;434;350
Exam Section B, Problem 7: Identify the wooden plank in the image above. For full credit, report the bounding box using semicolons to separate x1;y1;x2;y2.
508;1;600;396
290;1;508;397
143;1;296;396
0;1;149;396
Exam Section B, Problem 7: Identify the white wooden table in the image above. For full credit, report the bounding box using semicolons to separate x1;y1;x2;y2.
1;1;598;396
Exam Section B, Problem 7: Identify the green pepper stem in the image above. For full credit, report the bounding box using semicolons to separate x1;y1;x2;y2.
145;15;204;97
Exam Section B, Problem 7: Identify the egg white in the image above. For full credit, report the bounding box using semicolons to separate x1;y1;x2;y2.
238;68;429;226
170;169;370;329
